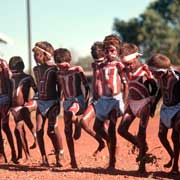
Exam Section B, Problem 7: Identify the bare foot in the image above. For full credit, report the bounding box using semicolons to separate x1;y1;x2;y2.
18;158;32;165
41;156;49;167
93;141;105;156
168;169;179;176
71;161;78;169
0;153;7;163
164;158;173;168
9;156;18;164
29;142;36;149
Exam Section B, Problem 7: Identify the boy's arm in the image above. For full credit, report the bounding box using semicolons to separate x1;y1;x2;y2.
150;87;162;117
121;72;128;105
1;60;13;103
79;67;90;104
117;62;128;104
30;75;38;93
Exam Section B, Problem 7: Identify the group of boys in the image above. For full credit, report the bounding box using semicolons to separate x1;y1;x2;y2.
0;34;179;175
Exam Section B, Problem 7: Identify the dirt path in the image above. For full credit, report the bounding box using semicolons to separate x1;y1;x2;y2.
0;114;179;180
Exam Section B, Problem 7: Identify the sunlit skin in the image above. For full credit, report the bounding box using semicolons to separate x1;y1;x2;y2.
118;55;156;173
93;44;128;169
105;46;118;61
150;68;180;174
33;49;50;64
123;58;141;73
32;46;63;167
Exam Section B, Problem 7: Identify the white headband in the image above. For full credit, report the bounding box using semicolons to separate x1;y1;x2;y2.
149;66;168;73
95;57;104;62
123;52;142;62
109;45;117;50
35;46;52;57
150;66;179;80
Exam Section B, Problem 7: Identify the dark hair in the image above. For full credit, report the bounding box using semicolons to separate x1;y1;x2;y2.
147;53;171;69
103;34;122;54
33;41;54;56
120;43;139;56
9;56;24;71
54;48;71;63
91;41;105;59
104;34;121;44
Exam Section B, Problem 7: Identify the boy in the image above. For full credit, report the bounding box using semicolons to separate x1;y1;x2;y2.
54;48;90;168
79;41;106;155
32;41;63;167
118;43;157;173
93;36;128;169
9;56;37;163
147;53;180;175
0;58;15;163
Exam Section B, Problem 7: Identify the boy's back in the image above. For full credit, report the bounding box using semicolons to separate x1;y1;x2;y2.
33;64;58;100
56;65;87;99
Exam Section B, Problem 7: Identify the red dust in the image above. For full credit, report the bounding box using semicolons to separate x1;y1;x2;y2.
0;113;179;180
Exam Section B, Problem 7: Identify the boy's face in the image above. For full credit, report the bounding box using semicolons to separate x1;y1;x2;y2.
105;46;118;61
124;58;139;72
33;49;46;64
151;69;167;79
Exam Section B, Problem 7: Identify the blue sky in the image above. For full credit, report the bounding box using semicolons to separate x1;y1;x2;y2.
0;0;152;71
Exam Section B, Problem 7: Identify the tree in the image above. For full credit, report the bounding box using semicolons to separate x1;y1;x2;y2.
113;0;180;65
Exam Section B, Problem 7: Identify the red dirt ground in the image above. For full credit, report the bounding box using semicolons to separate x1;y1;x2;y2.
0;112;180;180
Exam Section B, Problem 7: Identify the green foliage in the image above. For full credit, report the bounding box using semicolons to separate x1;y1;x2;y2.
113;18;141;45
113;0;180;65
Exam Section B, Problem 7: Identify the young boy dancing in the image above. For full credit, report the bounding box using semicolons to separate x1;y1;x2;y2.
118;43;157;173
78;41;106;155
32;41;63;167
54;48;90;168
9;56;37;163
93;36;128;169
147;53;180;175
0;58;16;163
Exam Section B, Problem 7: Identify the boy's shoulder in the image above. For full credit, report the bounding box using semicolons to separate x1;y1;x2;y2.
175;70;180;77
69;65;84;73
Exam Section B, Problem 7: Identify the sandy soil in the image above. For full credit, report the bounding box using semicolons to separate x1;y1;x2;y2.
0;113;180;180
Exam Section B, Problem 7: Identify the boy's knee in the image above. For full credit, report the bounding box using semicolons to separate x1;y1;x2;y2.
2;123;9;132
93;123;99;133
118;124;127;137
36;128;44;137
64;126;72;138
47;125;55;138
158;131;164;140
16;122;23;131
171;131;179;142
80;117;87;129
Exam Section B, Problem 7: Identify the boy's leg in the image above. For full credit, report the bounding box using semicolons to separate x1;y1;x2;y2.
108;110;117;169
158;122;174;168
16;121;31;162
47;105;63;167
170;129;179;174
14;128;22;160
68;101;81;140
73;117;82;140
80;104;105;154
170;112;180;174
118;107;137;148
0;117;7;163
2;114;17;163
93;118;109;142
64;111;77;168
137;104;150;173
21;108;36;149
36;111;48;166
